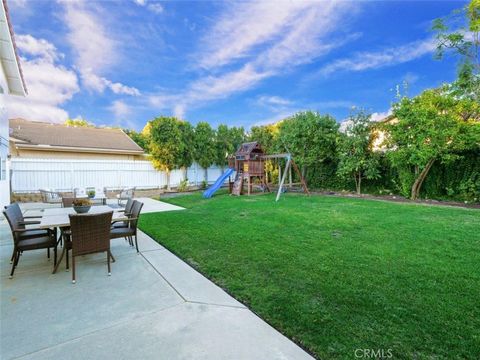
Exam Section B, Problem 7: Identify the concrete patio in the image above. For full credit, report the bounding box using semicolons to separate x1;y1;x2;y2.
1;199;312;360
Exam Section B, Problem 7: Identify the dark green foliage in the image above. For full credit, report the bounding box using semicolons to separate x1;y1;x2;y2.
140;193;480;359
278;111;339;171
337;110;380;194
422;149;480;201
177;121;195;169
214;125;246;168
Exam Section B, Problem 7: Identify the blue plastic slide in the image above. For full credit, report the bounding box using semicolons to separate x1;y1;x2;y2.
203;168;235;198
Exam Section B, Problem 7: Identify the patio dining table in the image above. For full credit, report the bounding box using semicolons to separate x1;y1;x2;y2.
38;206;128;274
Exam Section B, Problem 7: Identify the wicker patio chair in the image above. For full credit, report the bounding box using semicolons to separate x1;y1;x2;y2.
39;189;62;204
3;205;57;278
4;203;51;264
110;201;143;253
116;187;135;205
62;197;75;208
68;211;113;284
111;198;134;229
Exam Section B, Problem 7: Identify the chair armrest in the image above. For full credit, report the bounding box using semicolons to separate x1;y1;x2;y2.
14;227;53;234
18;220;41;225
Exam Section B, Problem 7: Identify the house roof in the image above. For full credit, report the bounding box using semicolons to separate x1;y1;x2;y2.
9;118;144;154
0;0;27;96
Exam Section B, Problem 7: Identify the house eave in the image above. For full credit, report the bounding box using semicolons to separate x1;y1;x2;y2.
13;143;144;155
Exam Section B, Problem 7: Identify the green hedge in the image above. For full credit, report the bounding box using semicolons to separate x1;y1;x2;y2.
303;150;480;203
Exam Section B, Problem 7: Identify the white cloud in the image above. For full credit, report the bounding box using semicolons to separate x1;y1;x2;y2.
16;34;60;62
133;0;163;14
149;1;356;117
6;35;79;123
108;100;132;120
319;38;436;77
60;1;140;96
257;95;292;107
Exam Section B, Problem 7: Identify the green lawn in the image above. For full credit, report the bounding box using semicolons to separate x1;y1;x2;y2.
139;192;480;359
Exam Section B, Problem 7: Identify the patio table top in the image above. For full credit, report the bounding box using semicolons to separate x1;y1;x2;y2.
39;205;127;228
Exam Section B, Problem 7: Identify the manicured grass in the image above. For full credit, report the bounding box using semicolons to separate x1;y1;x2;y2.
139;193;480;359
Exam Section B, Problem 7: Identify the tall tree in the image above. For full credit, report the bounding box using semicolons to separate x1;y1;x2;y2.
337;110;380;195
177;121;195;180
433;0;480;100
214;124;231;171
229;126;246;156
213;125;246;171
384;88;480;200
147;117;182;190
193;122;216;182
278;111;339;180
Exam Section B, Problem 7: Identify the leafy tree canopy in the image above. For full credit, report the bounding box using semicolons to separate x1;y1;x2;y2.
147;117;182;173
337;110;380;194
193;121;216;170
433;0;480;100
384;88;480;199
278;111;339;170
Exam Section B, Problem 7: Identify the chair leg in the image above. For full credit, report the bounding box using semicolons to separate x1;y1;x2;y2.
47;247;50;260
134;235;139;253
53;245;57;266
110;252;116;263
107;251;111;276
9;250;19;278
72;256;76;284
66;249;69;270
10;246;16;264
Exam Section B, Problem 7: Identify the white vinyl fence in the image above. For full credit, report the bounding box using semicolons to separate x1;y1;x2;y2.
10;158;227;193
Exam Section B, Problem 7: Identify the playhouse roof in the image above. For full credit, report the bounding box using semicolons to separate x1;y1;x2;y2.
235;142;263;156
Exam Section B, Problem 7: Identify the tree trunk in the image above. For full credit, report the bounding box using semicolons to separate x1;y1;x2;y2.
410;159;435;200
356;172;362;195
204;168;208;183
182;167;188;182
166;170;171;191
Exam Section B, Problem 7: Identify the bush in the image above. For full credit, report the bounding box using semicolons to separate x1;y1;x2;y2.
177;179;189;192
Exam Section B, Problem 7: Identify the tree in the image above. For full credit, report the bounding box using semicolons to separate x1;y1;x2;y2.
229;126;246;156
433;0;480;100
177;121;195;180
193;122;216;182
213;125;246;171
147;117;182;190
214;124;231;171
337;110;380;195
384;88;480;200
278;111;339;180
64;118;94;127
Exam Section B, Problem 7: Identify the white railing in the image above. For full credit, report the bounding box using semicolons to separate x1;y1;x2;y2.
10;158;231;193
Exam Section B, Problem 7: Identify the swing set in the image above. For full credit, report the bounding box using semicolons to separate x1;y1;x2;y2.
226;142;309;201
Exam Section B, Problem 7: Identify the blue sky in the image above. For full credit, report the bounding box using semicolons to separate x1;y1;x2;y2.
7;0;465;130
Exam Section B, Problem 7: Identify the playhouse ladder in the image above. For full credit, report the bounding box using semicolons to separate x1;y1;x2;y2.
231;171;244;196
